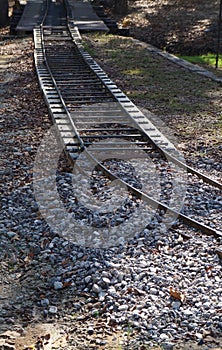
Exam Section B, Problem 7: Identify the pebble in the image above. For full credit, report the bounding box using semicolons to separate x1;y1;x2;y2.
149;287;158;295
40;299;50;307
53;281;63;290
172;301;181;310
92;284;101;294
87;326;94;335
49;306;58;314
118;305;128;312
102;277;111;285
159;334;169;341
162;342;174;350
6;231;16;238
84;276;91;284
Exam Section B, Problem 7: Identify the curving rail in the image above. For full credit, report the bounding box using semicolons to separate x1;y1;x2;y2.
33;0;222;242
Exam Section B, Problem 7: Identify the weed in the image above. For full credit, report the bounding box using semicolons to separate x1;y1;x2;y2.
178;52;222;69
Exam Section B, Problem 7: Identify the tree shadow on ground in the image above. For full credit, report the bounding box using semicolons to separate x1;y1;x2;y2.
121;0;221;55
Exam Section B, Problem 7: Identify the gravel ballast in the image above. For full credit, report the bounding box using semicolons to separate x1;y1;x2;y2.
0;32;222;350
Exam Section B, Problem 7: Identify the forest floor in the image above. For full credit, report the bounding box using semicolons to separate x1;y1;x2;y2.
110;0;221;56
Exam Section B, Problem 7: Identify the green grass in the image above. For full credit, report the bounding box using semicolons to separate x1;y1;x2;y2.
178;52;222;68
82;33;222;149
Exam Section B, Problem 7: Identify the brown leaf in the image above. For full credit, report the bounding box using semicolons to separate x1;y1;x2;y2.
205;266;213;272
124;286;145;296
169;287;185;302
28;251;34;259
63;281;72;288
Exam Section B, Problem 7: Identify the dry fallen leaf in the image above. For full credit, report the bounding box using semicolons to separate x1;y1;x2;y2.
205;266;214;272
169;287;185;302
63;281;72;288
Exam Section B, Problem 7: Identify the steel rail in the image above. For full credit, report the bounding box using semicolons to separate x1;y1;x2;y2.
67;24;222;191
33;0;222;239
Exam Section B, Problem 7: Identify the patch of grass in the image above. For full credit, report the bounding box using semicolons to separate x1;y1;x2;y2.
178;52;222;69
123;68;143;75
83;34;220;109
82;33;222;149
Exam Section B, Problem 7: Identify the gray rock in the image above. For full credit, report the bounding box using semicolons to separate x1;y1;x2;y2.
159;333;169;341
118;304;128;311
172;301;181;310
162;342;174;350
92;284;101;293
85;276;91;284
149;287;158;295
49;306;58;314
40;298;50;307
102;277;111;284
7;231;16;238
54;281;63;290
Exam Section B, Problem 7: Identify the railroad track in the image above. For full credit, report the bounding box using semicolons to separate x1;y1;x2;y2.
33;0;222;247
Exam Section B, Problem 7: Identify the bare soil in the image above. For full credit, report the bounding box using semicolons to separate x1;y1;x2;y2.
111;0;221;55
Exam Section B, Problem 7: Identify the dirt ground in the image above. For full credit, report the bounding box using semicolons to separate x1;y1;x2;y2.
110;0;221;55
